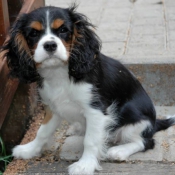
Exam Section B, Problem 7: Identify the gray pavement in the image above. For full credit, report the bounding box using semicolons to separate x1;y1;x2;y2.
46;0;175;61
8;0;175;174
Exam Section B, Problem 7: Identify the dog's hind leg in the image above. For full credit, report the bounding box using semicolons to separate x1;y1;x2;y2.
107;140;145;160
107;120;154;160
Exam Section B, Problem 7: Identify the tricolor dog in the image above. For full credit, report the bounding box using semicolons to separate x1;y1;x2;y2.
1;5;175;175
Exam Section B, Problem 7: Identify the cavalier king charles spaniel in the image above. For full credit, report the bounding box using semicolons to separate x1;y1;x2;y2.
1;5;175;175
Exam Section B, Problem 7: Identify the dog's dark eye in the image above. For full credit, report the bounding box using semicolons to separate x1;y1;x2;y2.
60;27;68;33
29;30;39;38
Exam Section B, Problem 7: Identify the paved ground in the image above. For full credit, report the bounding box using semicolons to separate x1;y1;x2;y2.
23;106;175;175
46;0;175;63
5;0;175;174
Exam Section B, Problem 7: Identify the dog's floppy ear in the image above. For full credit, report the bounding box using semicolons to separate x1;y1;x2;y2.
1;14;40;84
68;5;101;80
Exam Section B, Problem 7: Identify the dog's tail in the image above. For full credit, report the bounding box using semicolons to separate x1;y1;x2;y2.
155;115;175;132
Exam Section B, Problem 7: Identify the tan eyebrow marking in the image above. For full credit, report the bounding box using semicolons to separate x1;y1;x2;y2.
30;21;43;30
51;19;64;29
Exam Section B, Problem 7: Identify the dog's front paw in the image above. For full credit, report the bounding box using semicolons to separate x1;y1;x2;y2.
68;157;101;175
13;140;41;159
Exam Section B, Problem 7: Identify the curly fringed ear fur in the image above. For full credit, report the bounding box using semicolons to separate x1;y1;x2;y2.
68;5;101;80
1;14;40;84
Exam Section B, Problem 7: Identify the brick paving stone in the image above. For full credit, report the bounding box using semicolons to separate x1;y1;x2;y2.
45;0;175;59
101;42;126;57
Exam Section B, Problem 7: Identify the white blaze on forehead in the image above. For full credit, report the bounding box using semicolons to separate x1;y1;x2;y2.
46;10;51;34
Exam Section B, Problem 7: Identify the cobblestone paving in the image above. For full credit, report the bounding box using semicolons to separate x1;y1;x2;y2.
46;0;175;59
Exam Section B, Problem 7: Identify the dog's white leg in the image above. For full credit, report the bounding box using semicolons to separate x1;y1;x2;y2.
107;140;144;161
13;113;59;159
68;109;111;175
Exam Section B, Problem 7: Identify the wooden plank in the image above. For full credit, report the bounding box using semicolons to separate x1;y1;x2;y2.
20;0;45;14
0;0;45;129
0;59;18;128
0;0;10;45
7;0;45;24
7;0;23;24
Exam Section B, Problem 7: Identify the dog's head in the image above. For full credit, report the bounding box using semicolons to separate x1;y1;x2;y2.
1;5;101;84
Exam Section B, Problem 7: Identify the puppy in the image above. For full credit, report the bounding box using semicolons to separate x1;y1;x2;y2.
1;5;175;175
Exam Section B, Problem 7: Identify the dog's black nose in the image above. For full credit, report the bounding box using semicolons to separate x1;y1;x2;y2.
44;41;57;52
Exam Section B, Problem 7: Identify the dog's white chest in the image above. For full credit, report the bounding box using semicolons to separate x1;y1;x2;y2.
38;66;93;120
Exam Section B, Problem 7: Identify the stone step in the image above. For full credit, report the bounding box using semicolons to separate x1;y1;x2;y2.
26;161;175;175
125;64;175;106
25;105;175;174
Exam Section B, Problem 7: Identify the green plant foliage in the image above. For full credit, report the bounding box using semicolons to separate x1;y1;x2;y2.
0;137;12;174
